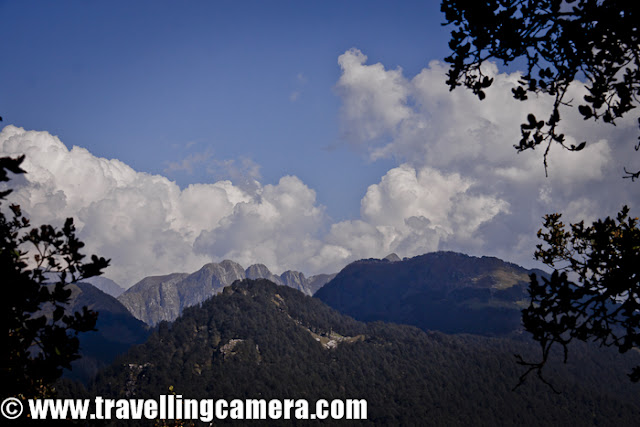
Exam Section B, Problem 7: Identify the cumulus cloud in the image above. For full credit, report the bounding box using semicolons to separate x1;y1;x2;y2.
0;126;247;286
2;49;637;285
336;48;623;178
0;124;519;286
335;48;639;268
336;48;412;142
0;126;328;286
327;164;509;261
194;175;327;272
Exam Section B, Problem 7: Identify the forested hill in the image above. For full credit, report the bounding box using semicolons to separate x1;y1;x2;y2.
315;251;548;336
87;279;640;425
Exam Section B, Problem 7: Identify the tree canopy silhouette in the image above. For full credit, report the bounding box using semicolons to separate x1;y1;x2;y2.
440;0;640;388
1;154;110;399
441;0;640;178
515;207;640;391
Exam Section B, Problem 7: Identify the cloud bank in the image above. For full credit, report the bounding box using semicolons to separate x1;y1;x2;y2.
335;48;638;265
1;123;507;286
2;49;637;286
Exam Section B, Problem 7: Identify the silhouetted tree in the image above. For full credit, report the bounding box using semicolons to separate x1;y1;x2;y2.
515;206;640;390
1;154;110;399
440;1;640;388
441;0;640;178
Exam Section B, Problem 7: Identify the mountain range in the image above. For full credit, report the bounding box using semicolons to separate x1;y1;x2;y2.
51;251;640;424
83;279;640;425
117;260;336;325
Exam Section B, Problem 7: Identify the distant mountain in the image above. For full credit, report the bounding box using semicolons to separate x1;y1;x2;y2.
175;260;246;309
246;263;282;284
117;272;190;326
383;252;401;262
83;276;125;298
315;251;548;336
118;260;336;325
65;282;150;383
86;279;640;425
307;272;337;294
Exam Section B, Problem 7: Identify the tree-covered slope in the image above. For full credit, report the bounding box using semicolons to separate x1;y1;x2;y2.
315;251;548;336
89;279;640;426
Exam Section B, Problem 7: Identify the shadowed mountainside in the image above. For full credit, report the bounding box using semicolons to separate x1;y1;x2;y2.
315;251;548;336
87;279;640;426
65;282;150;383
82;276;126;298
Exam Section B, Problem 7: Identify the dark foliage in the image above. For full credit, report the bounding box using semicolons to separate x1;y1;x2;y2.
516;206;640;390
87;279;640;425
1;155;110;399
441;0;640;177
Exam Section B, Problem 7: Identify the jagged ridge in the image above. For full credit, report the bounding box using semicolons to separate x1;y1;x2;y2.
118;260;335;325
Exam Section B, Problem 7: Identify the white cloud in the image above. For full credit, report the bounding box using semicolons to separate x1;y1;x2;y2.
0;126;329;286
327;164;509;261
335;48;639;268
0;124;517;286
336;48;412;142
2;49;637;286
193;175;327;273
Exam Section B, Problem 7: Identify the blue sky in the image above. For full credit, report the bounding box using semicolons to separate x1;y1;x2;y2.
1;0;449;219
1;1;637;286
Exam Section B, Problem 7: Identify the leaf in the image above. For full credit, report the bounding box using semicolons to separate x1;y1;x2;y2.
578;105;593;119
53;306;65;322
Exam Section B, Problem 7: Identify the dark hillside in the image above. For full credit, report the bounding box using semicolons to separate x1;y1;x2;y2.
88;279;640;426
315;251;546;336
64;282;150;383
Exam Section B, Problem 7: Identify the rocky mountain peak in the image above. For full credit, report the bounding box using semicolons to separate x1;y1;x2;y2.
384;253;401;262
117;259;331;326
246;263;271;277
246;264;283;285
280;270;309;294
